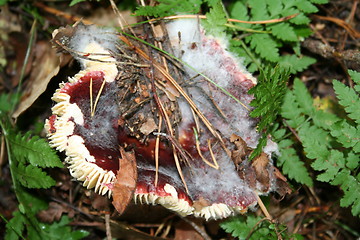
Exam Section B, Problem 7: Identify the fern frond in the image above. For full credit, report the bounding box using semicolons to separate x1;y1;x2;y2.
246;34;280;62
332;170;360;216
349;70;360;92
14;163;56;189
5;211;25;240
220;215;263;239
333;80;360;125
279;55;316;74
135;0;202;17
330;120;360;152
293;78;315;116
7;132;63;168
277;139;313;186
281;71;360;216
249;65;289;158
269;22;297;41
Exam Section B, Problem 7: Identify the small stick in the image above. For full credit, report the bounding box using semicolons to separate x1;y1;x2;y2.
145;13;299;25
89;78;94;116
105;213;112;240
193;128;219;169
154;115;163;186
34;2;93;25
255;193;272;220
91;79;106;117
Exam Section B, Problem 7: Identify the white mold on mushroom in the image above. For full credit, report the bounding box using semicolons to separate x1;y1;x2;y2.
45;21;287;220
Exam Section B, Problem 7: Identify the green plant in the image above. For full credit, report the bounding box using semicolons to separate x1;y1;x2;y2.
0;93;89;240
279;70;360;216
248;65;289;158
220;214;303;240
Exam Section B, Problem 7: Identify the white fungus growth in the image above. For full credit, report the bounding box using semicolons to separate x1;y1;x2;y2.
46;21;284;220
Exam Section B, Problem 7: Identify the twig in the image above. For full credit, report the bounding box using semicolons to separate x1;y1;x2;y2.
179;217;211;240
313;14;360;39
34;2;92;25
89;78;93;116
91;78;106;117
105;213;112;240
255;193;272;220
193;128;219;169
145;13;299;25
154;115;162;186
0;136;5;171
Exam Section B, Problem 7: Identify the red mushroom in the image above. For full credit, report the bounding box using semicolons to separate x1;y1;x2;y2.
46;22;288;220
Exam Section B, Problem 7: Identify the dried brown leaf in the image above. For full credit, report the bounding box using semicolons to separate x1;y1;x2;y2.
12;41;61;118
112;148;137;215
37;201;73;223
251;153;270;191
230;134;249;166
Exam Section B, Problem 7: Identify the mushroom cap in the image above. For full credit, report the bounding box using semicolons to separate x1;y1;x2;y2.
46;22;287;220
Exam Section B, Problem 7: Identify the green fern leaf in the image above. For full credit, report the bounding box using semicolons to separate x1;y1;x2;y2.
248;0;270;20
250;65;289;130
282;70;360;216
279;55;316;74
293;78;316;116
278;139;313;186
265;0;282;16
5;211;25;240
346;152;360;170
220;215;263;239
8;132;63;168
312;110;340;130
289;12;311;25
229;1;249;28
202;1;227;35
39;216;89;240
330;120;360;152
333;80;360;125
336;171;360;216
348;70;360;93
281;90;306;127
247;34;280;62
269;22;298;42
15;163;56;188
299;123;330;160
249;65;289;158
295;0;318;13
316;150;344;182
135;0;202;17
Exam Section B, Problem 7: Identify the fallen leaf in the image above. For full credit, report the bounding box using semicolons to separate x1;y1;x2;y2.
273;167;292;197
37;201;74;223
112;148;137;215
251;153;270;192
230;133;249;167
12;41;61;118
